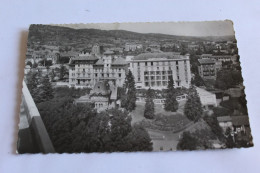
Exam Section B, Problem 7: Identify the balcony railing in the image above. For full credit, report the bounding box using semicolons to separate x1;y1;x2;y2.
17;81;55;153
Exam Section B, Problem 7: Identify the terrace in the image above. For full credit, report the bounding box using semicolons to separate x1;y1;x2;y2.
17;81;55;154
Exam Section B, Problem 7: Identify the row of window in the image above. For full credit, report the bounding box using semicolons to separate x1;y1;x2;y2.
71;73;122;78
144;70;173;75
71;67;122;72
144;81;181;87
137;60;184;66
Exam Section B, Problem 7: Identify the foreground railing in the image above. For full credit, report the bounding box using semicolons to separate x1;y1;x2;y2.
18;81;55;153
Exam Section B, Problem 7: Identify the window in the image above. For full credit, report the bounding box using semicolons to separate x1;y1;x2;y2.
137;62;140;66
95;74;98;77
138;77;141;81
176;61;178;65
119;73;121;77
145;62;147;66
102;73;104;77
107;73;109;77
176;66;179;70
157;67;159;70
145;82;149;87
83;69;85;72
151;62;153;66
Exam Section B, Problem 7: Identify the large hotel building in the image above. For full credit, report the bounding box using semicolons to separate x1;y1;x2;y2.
68;51;128;88
69;52;191;90
129;52;191;89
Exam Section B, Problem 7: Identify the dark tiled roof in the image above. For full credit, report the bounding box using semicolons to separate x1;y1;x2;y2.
231;115;250;126
198;58;215;64
133;52;183;61
217;116;232;122
73;55;99;61
112;57;127;65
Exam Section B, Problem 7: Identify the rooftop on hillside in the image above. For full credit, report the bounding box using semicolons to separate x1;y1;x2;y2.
133;52;185;61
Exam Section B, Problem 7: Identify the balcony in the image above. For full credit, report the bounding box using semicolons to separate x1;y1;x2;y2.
17;81;55;153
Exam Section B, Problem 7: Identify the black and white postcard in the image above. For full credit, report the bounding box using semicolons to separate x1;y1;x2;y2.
17;21;253;153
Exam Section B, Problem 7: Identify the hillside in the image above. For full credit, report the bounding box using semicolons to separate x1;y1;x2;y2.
27;24;236;49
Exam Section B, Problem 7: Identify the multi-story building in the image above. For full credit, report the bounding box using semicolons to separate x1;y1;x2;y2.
69;52;128;88
129;52;191;89
125;43;137;51
91;44;101;55
198;59;216;79
200;54;237;64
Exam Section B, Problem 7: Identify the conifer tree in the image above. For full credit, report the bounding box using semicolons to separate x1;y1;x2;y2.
184;86;203;122
144;88;155;119
122;70;136;111
164;75;178;112
26;71;41;102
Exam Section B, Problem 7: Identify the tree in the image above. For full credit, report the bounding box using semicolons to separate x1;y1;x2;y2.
26;71;41;102
26;61;32;67
177;132;198;150
32;62;38;68
124;124;153;151
191;74;205;87
59;64;66;80
215;69;243;90
203;115;224;140
39;100;152;153
38;75;54;103
184;86;203;122
144;88;155;119
225;127;236;148
121;70;136;111
164;75;178;112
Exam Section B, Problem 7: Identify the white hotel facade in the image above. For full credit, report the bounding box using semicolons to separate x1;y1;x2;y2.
129;52;191;90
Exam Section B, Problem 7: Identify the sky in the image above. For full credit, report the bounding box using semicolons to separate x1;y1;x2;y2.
54;20;235;37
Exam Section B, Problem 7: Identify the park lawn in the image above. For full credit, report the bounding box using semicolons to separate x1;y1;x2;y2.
130;101;186;125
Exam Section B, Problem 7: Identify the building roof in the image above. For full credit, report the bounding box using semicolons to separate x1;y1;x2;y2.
103;50;115;55
201;54;213;57
231;116;250;126
217;116;232;122
112;57;127;65
196;87;215;97
73;55;98;61
90;81;110;96
198;58;215;64
60;52;78;57
133;52;185;61
75;95;91;103
110;85;118;100
94;59;104;65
